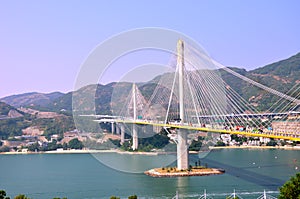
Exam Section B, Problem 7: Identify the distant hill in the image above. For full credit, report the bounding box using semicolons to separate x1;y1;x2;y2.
2;52;300;114
0;91;64;108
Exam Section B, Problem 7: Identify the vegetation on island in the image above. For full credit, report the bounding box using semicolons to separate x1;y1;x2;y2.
110;195;137;199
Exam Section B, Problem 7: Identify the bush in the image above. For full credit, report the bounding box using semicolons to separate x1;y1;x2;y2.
0;146;10;153
68;138;83;149
279;172;300;199
0;190;10;199
14;195;30;199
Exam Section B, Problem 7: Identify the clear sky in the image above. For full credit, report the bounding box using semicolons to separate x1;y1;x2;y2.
1;0;300;98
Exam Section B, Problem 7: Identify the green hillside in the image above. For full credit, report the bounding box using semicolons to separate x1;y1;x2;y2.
245;53;300;111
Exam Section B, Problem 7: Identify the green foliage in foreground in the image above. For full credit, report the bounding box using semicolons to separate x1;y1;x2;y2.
110;196;120;199
0;191;68;199
0;190;10;199
128;195;137;199
279;172;300;199
14;195;31;199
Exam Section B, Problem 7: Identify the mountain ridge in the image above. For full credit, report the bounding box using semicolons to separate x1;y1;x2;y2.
1;52;300;113
0;91;64;108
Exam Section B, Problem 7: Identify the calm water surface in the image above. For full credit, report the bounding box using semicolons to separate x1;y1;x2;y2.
0;149;299;199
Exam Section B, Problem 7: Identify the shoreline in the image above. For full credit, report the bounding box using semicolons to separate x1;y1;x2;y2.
209;145;300;150
1;145;300;155
0;149;176;155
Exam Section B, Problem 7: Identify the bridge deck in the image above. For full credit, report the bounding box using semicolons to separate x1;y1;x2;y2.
95;119;300;142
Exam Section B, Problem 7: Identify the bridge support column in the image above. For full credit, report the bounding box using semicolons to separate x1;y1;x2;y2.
153;125;160;133
132;124;138;150
116;123;120;135
111;122;115;134
177;129;189;170
120;124;125;145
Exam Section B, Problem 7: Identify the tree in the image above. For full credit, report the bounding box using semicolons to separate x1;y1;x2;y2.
62;142;68;150
0;146;10;152
14;195;30;199
68;138;83;149
28;142;39;152
128;195;137;199
215;141;226;147
279;172;300;199
266;139;277;146
110;196;120;199
0;190;10;199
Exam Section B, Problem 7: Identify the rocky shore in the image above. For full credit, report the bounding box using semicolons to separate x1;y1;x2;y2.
144;167;225;177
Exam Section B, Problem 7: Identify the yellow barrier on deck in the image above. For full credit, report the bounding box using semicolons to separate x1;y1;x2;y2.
115;119;300;142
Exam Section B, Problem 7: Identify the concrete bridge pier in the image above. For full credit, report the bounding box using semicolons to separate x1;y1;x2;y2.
132;124;138;150
120;124;125;145
153;125;160;133
177;129;189;170
116;123;120;135
111;122;115;134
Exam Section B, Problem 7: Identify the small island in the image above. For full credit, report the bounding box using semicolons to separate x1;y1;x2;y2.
145;166;225;177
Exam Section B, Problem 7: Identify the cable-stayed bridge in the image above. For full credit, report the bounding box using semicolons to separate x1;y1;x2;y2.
89;40;300;170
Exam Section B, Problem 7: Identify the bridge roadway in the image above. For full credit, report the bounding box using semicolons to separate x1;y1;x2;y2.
94;118;300;142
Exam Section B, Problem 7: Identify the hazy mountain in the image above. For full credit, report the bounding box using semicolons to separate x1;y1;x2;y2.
0;91;64;108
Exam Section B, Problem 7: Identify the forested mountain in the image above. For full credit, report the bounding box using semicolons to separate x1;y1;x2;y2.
239;52;299;111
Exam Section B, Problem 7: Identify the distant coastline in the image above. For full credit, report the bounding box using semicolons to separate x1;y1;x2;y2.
209;145;300;150
1;145;300;155
0;149;170;155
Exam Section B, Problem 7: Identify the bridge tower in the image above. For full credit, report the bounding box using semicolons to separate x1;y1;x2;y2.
177;39;189;170
132;83;138;150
